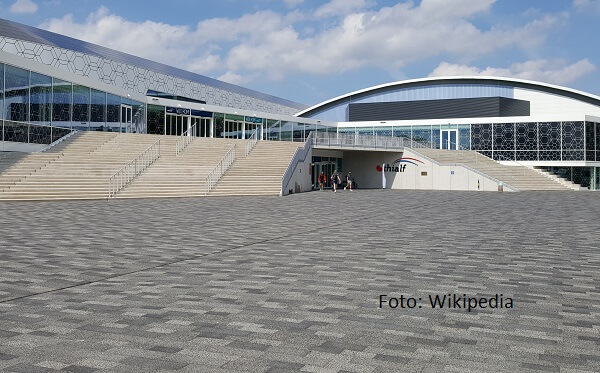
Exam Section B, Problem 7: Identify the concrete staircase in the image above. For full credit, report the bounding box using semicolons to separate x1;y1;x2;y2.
210;141;302;196
0;132;173;200
533;167;583;190
117;138;240;198
410;148;574;191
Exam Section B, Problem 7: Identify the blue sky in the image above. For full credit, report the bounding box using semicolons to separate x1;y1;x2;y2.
1;0;599;105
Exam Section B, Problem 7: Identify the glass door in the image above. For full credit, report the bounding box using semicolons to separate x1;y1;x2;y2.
225;120;242;139
441;129;458;150
120;104;132;133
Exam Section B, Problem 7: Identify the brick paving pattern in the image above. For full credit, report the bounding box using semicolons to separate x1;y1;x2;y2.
0;191;598;372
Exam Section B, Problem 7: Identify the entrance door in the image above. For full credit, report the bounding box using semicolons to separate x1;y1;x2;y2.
312;162;337;189
441;129;458;150
225;120;242;139
244;123;263;139
120;104;132;133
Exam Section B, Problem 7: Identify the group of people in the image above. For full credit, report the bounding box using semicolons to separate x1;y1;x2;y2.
317;170;353;192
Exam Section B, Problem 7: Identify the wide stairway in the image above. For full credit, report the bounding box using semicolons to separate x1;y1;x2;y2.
0;132;174;200
210;141;302;196
410;148;573;191
117;138;239;198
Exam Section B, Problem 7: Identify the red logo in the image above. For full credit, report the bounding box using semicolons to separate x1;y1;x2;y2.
376;165;382;172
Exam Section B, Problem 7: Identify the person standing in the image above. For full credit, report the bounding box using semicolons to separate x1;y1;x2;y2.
345;171;353;191
317;171;326;191
331;170;341;192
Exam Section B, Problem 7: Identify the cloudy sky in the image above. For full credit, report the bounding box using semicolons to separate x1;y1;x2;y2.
1;0;599;105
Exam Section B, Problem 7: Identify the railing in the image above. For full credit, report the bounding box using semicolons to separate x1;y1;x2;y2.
1;120;74;145
245;129;258;157
282;131;314;195
205;144;236;195
175;124;197;155
108;140;161;198
408;148;519;192
312;132;434;149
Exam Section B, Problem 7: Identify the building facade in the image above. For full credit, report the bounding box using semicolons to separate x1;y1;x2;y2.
1;18;599;189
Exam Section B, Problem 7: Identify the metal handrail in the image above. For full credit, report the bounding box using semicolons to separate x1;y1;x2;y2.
407;148;519;192
312;132;434;150
282;131;313;195
245;129;258;157
108;139;161;198
205;144;236;195
176;124;197;155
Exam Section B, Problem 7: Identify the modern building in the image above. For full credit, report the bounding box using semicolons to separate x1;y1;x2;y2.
1;18;599;190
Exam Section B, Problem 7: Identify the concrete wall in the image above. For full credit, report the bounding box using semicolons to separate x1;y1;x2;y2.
343;149;508;192
282;148;313;195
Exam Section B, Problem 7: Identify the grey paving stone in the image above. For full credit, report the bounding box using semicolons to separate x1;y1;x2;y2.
0;191;598;372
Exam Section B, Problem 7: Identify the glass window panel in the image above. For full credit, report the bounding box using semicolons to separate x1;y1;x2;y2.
516;150;538;161
213;113;224;138
131;100;145;133
493;123;515;151
412;126;431;145
293;122;304;142
281;121;294;141
538;122;560;150
30;72;52;124
146;104;165;135
72;84;90;125
4;65;29;122
458;125;470;150
52;78;71;124
585;121;595;152
393;126;411;139
266;119;280;141
562;121;584;150
90;89;106;128
106;93;120;123
515;123;537;151
375;126;392;137
471;124;492;151
0;63;4;120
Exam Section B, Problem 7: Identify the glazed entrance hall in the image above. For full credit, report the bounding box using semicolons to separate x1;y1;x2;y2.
0;191;598;372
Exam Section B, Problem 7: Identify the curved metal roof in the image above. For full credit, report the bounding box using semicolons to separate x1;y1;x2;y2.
296;76;600;118
0;18;306;111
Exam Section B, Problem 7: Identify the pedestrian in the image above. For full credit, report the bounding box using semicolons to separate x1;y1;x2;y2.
317;170;326;191
331;170;341;192
345;172;353;191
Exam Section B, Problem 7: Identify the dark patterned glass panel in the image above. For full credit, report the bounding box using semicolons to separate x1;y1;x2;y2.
458;126;470;150
493;123;515;151
585;121;595;153
493;151;514;161
72;85;90;124
4;65;29;122
471;124;492;150
0;63;4;120
90;89;106;125
572;167;591;188
516;151;538;161
538;122;560;150
3;121;28;142
477;150;493;159
106;93;120;123
586;151;595;161
146;104;164;135
539;150;560;161
563;150;584;161
29;124;51;144
52;126;71;142
30;72;52;124
562;121;584;150
596;123;600;153
516;123;537;151
52;78;71;124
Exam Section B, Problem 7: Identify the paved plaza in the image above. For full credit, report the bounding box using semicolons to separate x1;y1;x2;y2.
0;191;598;372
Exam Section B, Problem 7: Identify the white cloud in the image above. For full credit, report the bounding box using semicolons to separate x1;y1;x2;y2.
38;1;570;86
429;59;597;86
283;0;304;8
573;0;600;12
314;0;373;18
10;0;38;14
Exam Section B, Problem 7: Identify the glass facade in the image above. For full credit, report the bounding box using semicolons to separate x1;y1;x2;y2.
0;62;144;135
